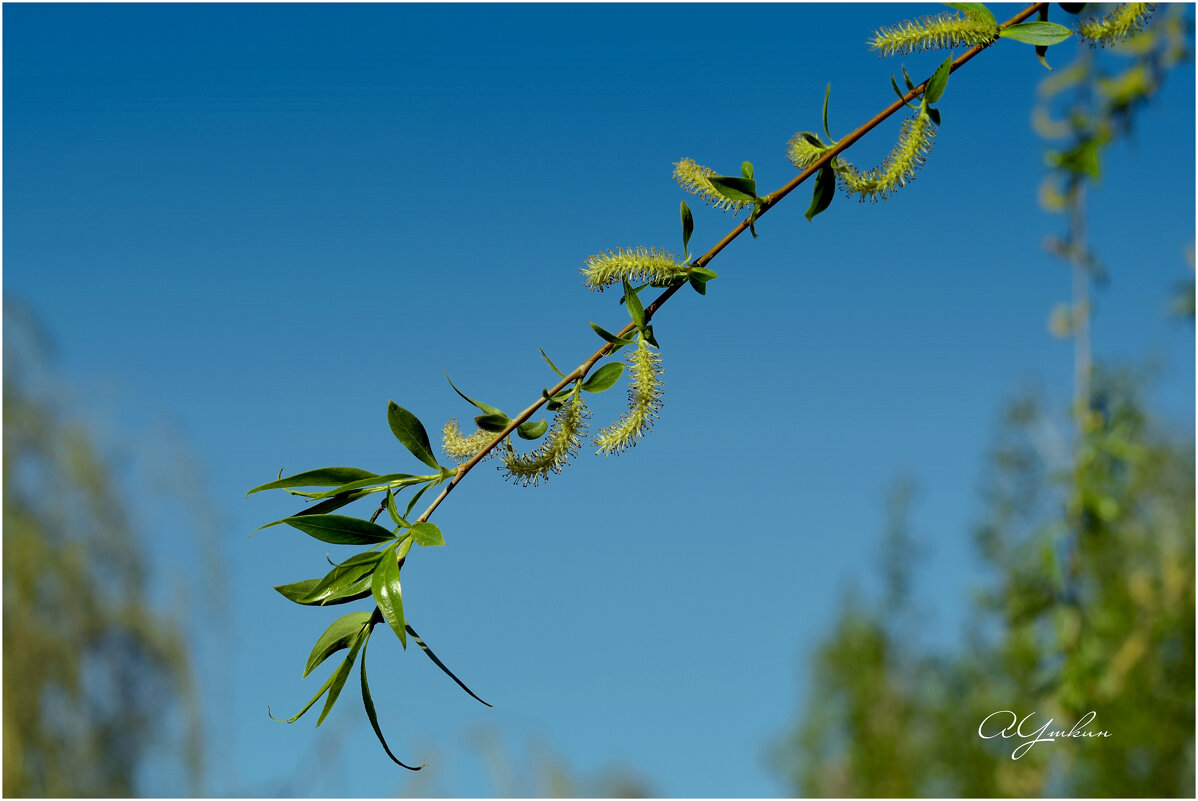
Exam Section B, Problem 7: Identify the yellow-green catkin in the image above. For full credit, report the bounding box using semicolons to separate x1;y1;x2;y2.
581;247;688;292
1079;3;1156;46
786;131;831;171
836;110;936;202
869;11;998;57
501;392;589;486
673;158;751;214
442;419;497;464
594;336;664;455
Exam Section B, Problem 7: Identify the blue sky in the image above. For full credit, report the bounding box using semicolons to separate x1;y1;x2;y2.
4;3;1194;796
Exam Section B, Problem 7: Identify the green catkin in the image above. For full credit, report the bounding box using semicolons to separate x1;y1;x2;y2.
836;110;936;202
1079;3;1156;46
672;158;751;215
442;419;498;463
786;131;831;171
869;11;998;57
581;247;688;292
594;336;664;455
501;391;589;486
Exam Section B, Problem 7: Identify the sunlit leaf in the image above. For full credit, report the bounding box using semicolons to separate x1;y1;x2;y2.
247;467;378;497
387;401;441;470
409;522;445;547
371;543;407;648
581;362;625;393
304;611;372;678
284;514;395;545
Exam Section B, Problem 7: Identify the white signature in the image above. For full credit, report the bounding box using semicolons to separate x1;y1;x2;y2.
978;710;1110;760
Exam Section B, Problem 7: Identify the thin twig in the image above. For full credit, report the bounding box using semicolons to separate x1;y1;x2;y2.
413;2;1045;525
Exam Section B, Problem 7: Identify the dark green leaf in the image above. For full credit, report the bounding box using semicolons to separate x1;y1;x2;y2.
409;522;445;547
274;578;373;607
688;265;718;295
303;472;428;501
924;54;953;104
403;481;433;520
890;73;918;108
902;64;916;92
538;348;566;378
999;21;1074;45
317;636;362;726
581;362;625;393
302;551;384;605
822;83;833;141
248;467;378;497
680;201;694;255
304;611;372;678
444;371;504;416
385;489;407;527
516;419;549;440
588;321;635;348
741;161;754;180
284;514;395;545
623;279;646;332
644;325;659;348
371;543;407;648
268;662;341;724
474;412;511;433
944;2;997;25
406;623;492;707
707;176;758;203
927;106;942;126
386;401;441;470
805;163;836;222
360;632;423;770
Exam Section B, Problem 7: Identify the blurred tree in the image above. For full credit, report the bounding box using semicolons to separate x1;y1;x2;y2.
773;6;1194;797
3;305;203;797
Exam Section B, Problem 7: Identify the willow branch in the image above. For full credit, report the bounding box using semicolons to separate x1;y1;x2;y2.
413;2;1046;525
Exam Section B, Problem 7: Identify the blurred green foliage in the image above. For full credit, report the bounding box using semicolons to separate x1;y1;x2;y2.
3;307;203;797
775;7;1194;796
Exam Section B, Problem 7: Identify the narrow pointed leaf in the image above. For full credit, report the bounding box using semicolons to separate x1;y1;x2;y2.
623;279;646;332
302;472;430;501
274;578;372;607
268;667;338;724
409;522;445;547
902;64;916;92
302;551;385;605
822;83;833;141
371;544;407;648
387;401;441;470
516;419;549;440
890;73;918;108
406;623;492;707
403;482;433;520
805;163;836;222
316;637;362;726
360;633;424;770
680;201;694;254
707;176;757;203
304;611;371;677
588;322;635;347
538;348;566;378
248;467;378;497
284;514;394;545
444;371;504;416
998;21;1074;45
581;361;625;393
924;54;953;104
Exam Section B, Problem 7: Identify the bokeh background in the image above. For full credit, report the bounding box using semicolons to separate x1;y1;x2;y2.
4;3;1194;797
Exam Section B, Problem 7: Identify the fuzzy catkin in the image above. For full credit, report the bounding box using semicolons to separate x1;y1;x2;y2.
581;247;688;292
786;131;830;171
1079;3;1156;46
501;392;589;486
442;419;497;463
594;337;664;455
673;158;751;214
836;111;936;202
869;11;998;57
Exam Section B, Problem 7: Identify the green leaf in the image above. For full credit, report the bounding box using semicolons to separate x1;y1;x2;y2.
250;489;377;536
284;514;395;545
999;21;1074;45
304;611;372;678
902;64;916;92
444;371;504;416
822;83;834;141
741;161;754;180
680;201;694;255
406;623;492;707
474;412;511;433
643;325;659;348
688;265;718;295
316;636;362;726
707;176;758;204
385;489;408;527
248;467;378;497
269;661;341;724
944;2;996;25
538;348;566;378
302;551;384;605
890;73;918;108
371;543;407;648
623;279;646;332
360;631;423;770
409;521;445;547
927;106;942;126
516;419;549;440
588;321;635;348
387;401;441;470
581;362;625;393
805;163;836;222
403;481;433;520
924;54;953;105
303;472;429;501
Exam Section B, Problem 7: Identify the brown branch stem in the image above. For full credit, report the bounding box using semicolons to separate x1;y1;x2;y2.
412;2;1046;526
